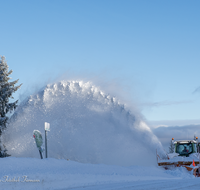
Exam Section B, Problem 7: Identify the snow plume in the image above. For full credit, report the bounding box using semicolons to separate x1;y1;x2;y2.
3;80;164;166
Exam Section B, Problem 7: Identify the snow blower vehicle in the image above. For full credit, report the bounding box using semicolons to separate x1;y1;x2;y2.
157;137;200;177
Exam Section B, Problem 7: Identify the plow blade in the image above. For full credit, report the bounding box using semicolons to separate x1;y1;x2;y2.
158;161;200;177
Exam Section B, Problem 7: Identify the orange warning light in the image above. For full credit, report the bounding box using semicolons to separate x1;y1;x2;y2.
172;138;174;140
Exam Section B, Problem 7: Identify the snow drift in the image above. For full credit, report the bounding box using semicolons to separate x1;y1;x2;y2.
3;80;164;166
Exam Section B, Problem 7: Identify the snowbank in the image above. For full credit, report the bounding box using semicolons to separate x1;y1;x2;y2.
0;157;193;190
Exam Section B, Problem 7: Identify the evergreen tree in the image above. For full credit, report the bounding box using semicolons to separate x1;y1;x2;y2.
0;56;22;157
169;139;175;153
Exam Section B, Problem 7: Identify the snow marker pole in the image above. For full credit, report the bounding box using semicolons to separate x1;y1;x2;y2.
156;149;158;164
45;130;47;158
198;145;200;166
44;122;50;158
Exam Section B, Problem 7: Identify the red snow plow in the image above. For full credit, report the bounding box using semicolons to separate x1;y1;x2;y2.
157;137;200;177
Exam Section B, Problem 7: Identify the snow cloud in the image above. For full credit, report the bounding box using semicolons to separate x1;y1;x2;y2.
4;80;164;166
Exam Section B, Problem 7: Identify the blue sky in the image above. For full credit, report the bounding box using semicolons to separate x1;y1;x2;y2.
1;0;200;122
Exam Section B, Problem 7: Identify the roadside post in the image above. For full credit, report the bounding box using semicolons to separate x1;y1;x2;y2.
44;122;50;158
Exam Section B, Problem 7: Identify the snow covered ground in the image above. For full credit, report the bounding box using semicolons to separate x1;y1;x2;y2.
1;157;199;190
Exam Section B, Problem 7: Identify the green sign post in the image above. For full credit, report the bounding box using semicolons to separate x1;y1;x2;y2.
33;130;43;159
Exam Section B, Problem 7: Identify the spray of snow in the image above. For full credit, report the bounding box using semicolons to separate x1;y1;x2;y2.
3;80;164;166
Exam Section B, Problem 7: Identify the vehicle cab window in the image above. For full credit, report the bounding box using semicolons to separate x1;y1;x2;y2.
176;143;193;155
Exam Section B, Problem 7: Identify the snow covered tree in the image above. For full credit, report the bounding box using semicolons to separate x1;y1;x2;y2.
0;56;22;157
168;139;175;153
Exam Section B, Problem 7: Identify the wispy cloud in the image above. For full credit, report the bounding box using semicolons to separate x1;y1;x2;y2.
142;100;193;107
148;119;200;128
193;86;200;94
